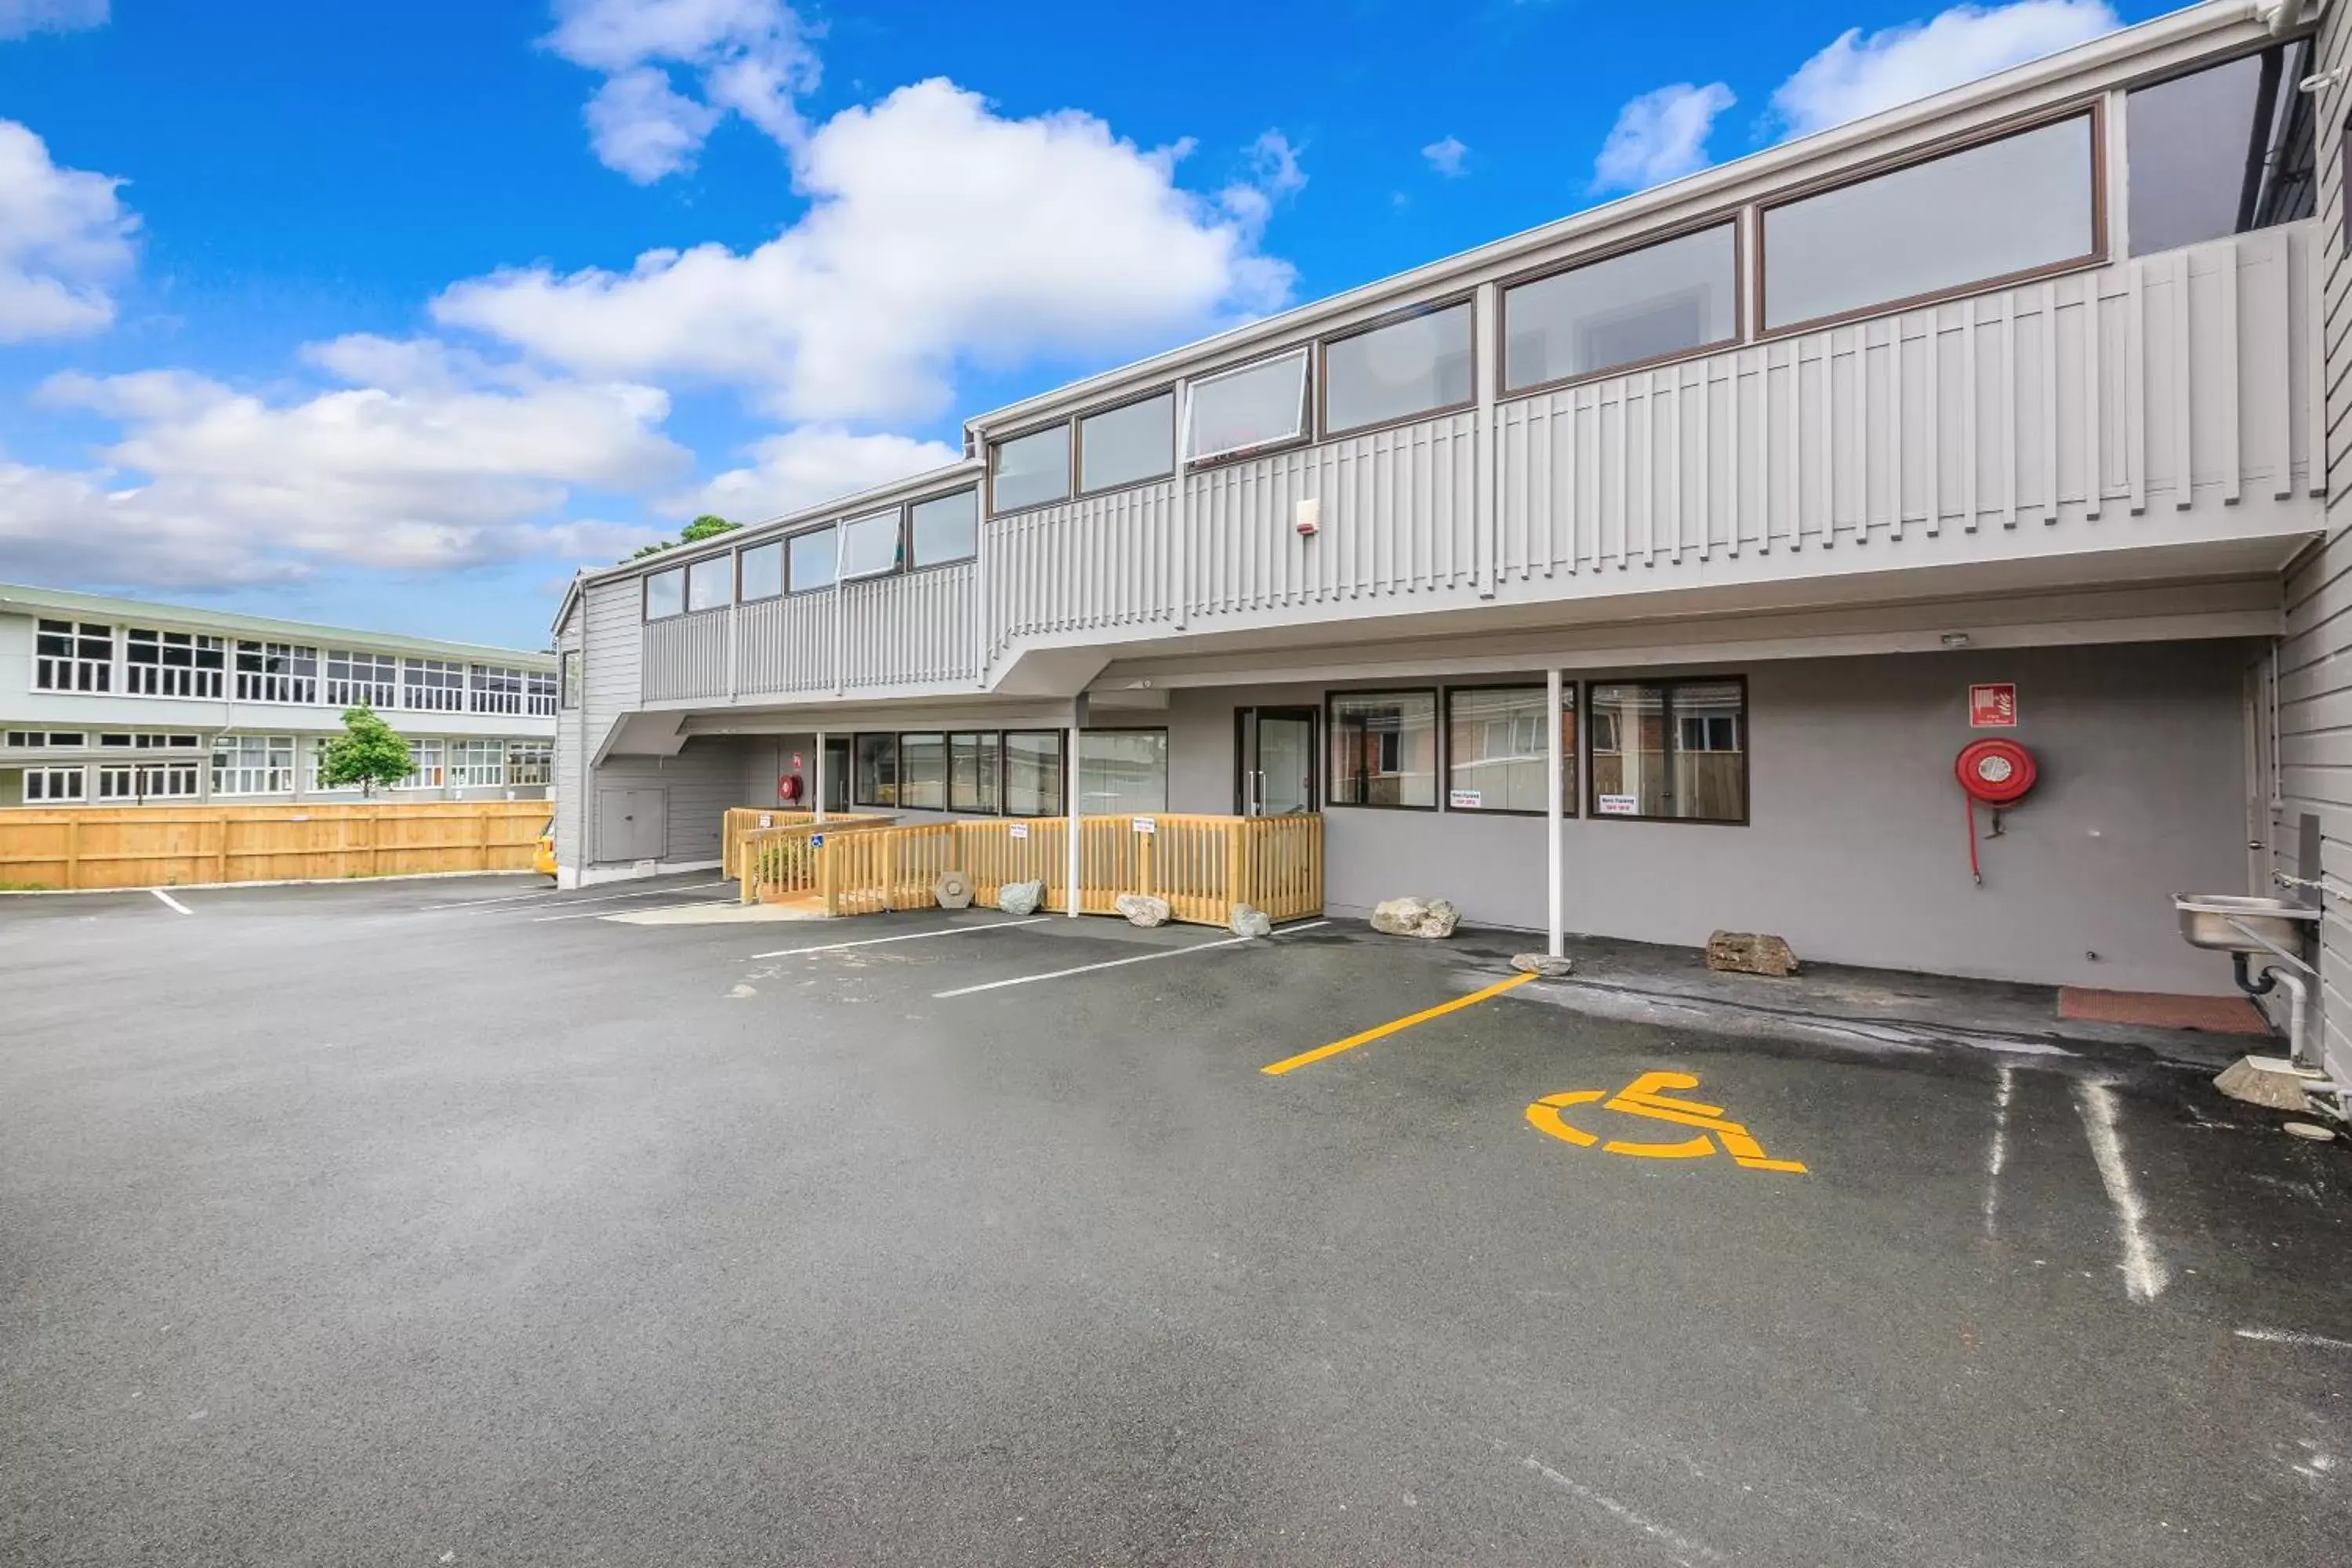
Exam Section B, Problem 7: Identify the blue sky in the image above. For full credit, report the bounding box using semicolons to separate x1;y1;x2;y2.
0;0;2169;648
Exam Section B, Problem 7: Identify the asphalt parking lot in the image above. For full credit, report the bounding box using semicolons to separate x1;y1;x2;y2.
3;873;2349;1566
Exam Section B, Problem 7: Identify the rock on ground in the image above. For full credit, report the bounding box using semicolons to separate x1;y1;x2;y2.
934;871;974;910
997;880;1044;917
1707;930;1799;977
1371;896;1461;939
1229;903;1272;938
1116;893;1171;928
1510;953;1573;977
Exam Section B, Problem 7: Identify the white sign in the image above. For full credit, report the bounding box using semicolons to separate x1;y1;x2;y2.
1009;823;1029;840
1448;789;1482;810
1598;793;1639;816
1132;817;1156;835
757;813;773;828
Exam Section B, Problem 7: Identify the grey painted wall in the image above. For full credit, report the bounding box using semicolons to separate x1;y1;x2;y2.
1163;640;2252;993
585;736;750;867
2280;2;2352;1086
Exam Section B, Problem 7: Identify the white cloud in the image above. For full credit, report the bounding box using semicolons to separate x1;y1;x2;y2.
434;79;1300;423
667;426;961;523
0;352;681;590
0;0;106;40
1422;136;1468;177
1592;82;1735;193
543;0;818;182
1772;1;2122;137
0;118;136;341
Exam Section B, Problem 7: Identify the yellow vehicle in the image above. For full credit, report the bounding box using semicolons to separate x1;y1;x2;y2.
532;819;557;880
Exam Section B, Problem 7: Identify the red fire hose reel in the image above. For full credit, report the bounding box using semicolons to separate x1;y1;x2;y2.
1955;739;2037;884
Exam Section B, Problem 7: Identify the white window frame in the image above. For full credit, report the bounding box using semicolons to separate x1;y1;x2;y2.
96;760;201;803
1182;347;1312;465
468;664;525;716
211;735;296;797
24;765;86;802
324;649;400;709
34;619;114;694
400;739;446;789
5;731;87;750
233;642;318;705
837;509;902;581
402;659;466;713
526;671;558;717
506;739;554;786
125;627;227;699
446;739;507;789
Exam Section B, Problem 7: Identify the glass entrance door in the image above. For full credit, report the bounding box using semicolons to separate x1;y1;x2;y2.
1236;707;1317;815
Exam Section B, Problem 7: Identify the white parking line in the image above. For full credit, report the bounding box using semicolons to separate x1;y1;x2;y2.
932;920;1328;998
532;897;739;923
2073;1079;2169;1303
749;917;1050;959
150;888;193;916
423;881;731;914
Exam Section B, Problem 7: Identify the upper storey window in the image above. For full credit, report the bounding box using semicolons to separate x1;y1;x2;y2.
739;541;783;601
1504;223;1738;390
644;567;684;620
2126;40;2314;256
788;525;837;592
1761;112;2098;332
910;488;978;567
685;556;731;613
1185;348;1309;464
839;510;902;579
989;424;1070;514
1323;301;1474;435
1078;394;1174;493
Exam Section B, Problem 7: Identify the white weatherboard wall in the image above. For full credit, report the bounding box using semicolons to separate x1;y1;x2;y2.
2280;0;2352;1090
1161;640;2251;993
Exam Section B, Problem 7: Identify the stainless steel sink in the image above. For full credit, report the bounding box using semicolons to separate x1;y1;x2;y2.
2174;894;2319;954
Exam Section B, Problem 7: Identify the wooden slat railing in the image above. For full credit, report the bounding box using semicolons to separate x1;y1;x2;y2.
738;815;897;904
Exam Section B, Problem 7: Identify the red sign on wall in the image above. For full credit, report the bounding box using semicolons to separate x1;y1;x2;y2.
1969;683;2018;728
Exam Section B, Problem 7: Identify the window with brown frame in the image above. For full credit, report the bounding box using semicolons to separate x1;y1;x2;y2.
1760;111;2098;333
1586;678;1747;824
1327;689;1439;809
1078;394;1174;492
1185;348;1310;464
1503;223;1738;391
989;424;1071;514
1444;685;1575;815
2125;39;2314;257
1322;301;1473;435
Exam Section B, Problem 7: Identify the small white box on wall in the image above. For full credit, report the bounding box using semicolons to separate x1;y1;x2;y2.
1294;497;1321;536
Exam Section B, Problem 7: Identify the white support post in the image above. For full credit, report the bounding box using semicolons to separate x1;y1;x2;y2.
1065;726;1081;917
1547;667;1564;960
814;730;827;823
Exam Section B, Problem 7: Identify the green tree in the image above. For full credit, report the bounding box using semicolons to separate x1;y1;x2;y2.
629;514;740;560
318;706;416;797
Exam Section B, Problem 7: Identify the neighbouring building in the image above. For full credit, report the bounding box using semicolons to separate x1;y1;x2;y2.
554;2;2352;1085
0;583;558;808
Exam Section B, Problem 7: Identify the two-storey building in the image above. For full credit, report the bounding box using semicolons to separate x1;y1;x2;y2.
1;583;559;808
554;2;2344;1075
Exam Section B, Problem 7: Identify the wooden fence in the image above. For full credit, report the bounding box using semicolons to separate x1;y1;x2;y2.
737;813;1323;927
0;800;549;891
737;815;899;903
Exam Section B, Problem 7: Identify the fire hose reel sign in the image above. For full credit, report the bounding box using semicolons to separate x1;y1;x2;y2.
1969;683;2017;728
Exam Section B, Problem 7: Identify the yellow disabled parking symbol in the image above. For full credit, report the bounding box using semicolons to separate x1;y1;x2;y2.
1527;1070;1807;1173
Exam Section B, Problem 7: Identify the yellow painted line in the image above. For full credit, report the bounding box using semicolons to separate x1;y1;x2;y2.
1261;971;1537;1076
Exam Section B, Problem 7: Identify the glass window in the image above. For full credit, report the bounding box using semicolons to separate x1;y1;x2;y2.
507;740;554;786
526;671;558;717
989;425;1071;514
468;665;525;715
324;650;399;708
1504;223;1738;390
1185;349;1309;463
2127;42;2315;256
1077;730;1168;815
1445;686;1574;814
125;627;226;698
211;735;296;796
1328;690;1439;808
1323;302;1474;434
949;732;1000;814
34;619;112;693
644;567;685;619
788;526;836;593
909;488;978;568
402;658;465;712
98;760;199;802
1588;678;1747;823
853;733;898;808
24;766;86;802
686;556;731;612
1762;114;2096;332
234;642;318;704
400;739;445;789
839;509;902;579
739;541;783;601
1079;393;1175;492
1003;731;1065;817
898;732;947;809
560;650;583;709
